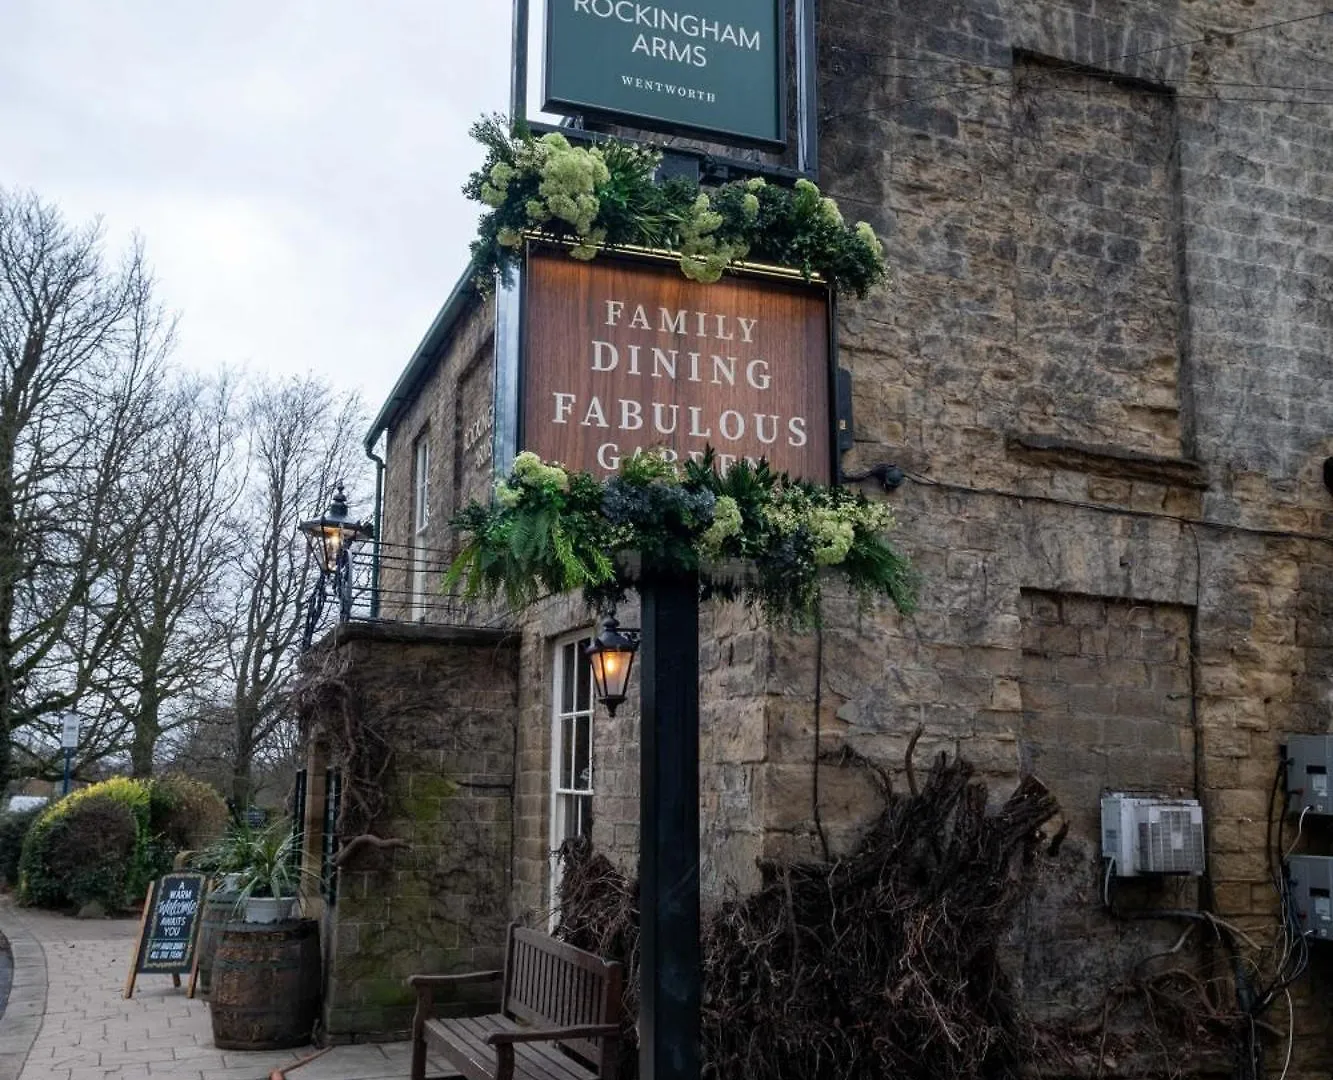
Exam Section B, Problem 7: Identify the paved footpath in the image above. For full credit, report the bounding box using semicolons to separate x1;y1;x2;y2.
0;902;425;1080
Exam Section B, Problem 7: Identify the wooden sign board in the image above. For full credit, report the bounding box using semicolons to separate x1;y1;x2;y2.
521;248;832;482
123;871;207;998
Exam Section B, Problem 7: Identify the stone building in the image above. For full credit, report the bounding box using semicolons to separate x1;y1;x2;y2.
298;0;1333;1074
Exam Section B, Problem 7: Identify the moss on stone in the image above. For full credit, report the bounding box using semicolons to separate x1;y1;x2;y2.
362;978;416;1009
397;773;459;826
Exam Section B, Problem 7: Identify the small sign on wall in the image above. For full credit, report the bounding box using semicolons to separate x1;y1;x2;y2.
544;0;786;148
521;246;832;482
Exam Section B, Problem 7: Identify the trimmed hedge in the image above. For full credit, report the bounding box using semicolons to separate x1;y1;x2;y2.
149;774;228;853
28;795;139;909
17;774;231;912
20;778;163;911
0;806;43;888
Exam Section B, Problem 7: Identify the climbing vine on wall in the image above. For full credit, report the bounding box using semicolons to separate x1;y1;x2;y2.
294;648;407;868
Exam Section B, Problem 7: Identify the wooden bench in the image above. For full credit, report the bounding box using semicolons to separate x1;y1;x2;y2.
408;923;623;1080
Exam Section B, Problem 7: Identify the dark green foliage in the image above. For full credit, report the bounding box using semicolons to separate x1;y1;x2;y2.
447;464;618;611
0;806;42;888
232;824;305;900
148;774;229;852
448;449;917;627
21;795;138;910
602;456;716;575
18;776;187;911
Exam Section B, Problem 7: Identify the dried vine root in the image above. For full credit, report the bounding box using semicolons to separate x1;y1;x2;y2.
334;833;410;867
555;748;1059;1080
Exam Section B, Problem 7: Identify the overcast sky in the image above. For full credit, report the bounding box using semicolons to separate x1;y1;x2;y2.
1;1;519;420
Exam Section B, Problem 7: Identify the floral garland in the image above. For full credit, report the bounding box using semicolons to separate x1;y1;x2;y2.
463;116;888;297
445;450;917;627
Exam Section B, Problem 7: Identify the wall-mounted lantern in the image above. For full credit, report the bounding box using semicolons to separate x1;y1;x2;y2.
585;615;640;717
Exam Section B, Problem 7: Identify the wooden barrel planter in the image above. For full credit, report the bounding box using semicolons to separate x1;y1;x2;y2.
209;920;321;1050
194;887;239;998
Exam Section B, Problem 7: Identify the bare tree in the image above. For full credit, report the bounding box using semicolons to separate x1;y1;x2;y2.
103;373;240;776
219;376;364;807
0;190;170;785
156;702;237;796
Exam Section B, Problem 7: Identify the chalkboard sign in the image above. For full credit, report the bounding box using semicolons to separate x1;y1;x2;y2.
123;872;207;998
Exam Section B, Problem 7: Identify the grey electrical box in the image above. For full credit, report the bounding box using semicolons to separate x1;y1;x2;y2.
1285;736;1333;816
1286;855;1333;941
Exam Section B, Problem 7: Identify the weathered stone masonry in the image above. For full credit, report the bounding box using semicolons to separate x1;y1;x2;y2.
324;0;1333;1072
300;623;518;1040
813;0;1333;1071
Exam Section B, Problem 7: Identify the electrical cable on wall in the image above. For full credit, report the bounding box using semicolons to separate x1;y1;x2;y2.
1089;733;1311;1080
1284;805;1311;860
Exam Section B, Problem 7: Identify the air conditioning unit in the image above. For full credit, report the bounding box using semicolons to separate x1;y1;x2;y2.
1101;794;1206;876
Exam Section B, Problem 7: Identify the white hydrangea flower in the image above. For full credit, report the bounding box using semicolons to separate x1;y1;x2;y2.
855;221;884;260
699;495;742;556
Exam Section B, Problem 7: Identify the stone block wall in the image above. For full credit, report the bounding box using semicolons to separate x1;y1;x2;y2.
802;0;1333;1073
1015;591;1199;1023
506;594;781;916
378;292;493;621
300;622;518;1041
1018;591;1195;835
360;0;1333;1071
1011;54;1183;457
508;592;622;923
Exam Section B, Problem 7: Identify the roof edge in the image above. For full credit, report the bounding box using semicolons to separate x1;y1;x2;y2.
364;261;481;451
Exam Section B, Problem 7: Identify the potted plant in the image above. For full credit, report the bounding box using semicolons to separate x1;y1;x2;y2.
193;823;258;891
185;824;268;995
233;825;304;924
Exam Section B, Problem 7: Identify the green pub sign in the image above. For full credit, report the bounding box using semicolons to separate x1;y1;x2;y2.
544;0;786;149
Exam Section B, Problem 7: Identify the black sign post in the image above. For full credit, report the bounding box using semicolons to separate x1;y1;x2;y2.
123;872;207;999
637;569;702;1080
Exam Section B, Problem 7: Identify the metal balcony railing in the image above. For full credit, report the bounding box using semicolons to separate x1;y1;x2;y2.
302;539;512;648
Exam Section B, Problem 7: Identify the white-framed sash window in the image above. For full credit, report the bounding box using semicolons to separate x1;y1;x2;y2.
550;633;594;916
411;433;430;619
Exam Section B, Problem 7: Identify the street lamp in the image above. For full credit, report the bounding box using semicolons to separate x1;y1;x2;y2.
585;616;639;717
299;482;373;649
299;483;372;573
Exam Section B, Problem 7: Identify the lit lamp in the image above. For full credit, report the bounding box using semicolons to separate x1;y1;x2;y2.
586;616;639;717
298;483;372;574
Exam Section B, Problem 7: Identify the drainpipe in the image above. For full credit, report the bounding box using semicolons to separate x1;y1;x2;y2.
364;440;385;619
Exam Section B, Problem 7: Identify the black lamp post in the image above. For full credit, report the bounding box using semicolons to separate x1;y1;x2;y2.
588;574;701;1080
299;482;373;649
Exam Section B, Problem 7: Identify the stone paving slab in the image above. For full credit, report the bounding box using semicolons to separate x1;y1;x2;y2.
2;900;309;1080
0;902;444;1080
280;1045;413;1080
0;907;46;1080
